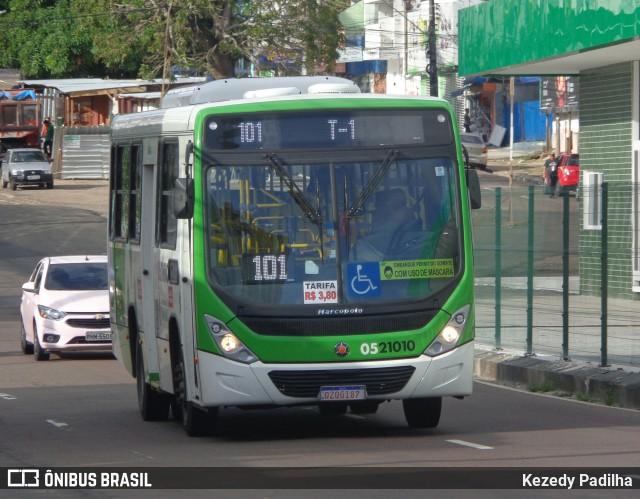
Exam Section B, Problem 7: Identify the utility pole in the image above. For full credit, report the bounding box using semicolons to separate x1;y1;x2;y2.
427;0;438;97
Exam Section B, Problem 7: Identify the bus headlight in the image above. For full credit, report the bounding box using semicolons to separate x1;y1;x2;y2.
424;305;470;357
220;333;240;353
204;315;258;364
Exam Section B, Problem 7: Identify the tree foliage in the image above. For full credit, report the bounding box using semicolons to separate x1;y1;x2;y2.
0;0;350;79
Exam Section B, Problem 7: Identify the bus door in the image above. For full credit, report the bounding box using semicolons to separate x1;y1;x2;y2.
154;139;183;393
138;138;164;388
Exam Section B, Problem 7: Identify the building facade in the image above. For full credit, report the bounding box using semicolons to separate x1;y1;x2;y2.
459;0;640;300
338;0;546;144
338;0;479;121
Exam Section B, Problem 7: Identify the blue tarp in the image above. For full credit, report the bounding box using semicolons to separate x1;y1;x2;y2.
345;60;387;76
0;90;37;100
501;99;547;142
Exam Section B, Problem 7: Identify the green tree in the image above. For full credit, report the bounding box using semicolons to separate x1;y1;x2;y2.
0;0;115;77
0;0;350;80
89;0;350;79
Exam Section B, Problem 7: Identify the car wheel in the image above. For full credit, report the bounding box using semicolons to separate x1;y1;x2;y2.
10;178;17;191
174;347;217;436
33;327;50;361
1;178;6;188
136;340;170;421
21;321;34;355
403;397;442;428
47;181;54;189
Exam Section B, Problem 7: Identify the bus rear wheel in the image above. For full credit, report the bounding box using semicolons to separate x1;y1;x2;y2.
174;349;218;436
136;341;170;421
402;397;442;428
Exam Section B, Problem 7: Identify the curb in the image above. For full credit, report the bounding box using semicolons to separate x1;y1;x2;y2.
473;347;640;410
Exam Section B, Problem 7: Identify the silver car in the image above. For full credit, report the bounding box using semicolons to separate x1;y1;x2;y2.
460;133;488;169
1;148;53;190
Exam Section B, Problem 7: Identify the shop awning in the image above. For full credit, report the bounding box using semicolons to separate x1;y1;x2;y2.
451;76;540;97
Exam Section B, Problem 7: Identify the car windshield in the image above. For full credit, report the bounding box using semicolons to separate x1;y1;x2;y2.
564;156;579;166
45;263;108;291
205;156;461;307
13;151;46;162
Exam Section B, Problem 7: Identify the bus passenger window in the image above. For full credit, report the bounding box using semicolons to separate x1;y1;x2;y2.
158;142;178;248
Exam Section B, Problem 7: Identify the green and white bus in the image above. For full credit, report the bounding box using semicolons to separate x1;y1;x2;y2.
108;76;482;436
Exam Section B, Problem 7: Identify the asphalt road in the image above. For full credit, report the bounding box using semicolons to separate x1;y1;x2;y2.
0;178;639;498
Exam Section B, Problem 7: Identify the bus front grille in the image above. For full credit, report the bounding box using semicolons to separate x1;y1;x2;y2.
240;311;435;336
268;366;416;398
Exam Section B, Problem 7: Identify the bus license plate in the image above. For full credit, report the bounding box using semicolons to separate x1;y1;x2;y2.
319;386;365;401
86;331;112;341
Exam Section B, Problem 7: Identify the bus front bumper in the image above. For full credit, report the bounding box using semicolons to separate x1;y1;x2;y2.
195;341;474;408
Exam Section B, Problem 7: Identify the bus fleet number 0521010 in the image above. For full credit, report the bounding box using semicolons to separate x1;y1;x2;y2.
360;340;416;355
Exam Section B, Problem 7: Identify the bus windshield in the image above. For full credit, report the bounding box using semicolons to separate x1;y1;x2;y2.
204;153;461;307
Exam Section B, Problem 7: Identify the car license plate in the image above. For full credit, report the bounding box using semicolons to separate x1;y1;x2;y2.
85;331;112;341
27;175;41;180
319;385;365;401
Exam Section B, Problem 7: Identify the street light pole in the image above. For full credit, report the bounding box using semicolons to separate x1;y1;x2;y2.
427;0;438;97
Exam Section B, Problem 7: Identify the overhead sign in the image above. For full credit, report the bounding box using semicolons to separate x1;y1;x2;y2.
540;77;579;113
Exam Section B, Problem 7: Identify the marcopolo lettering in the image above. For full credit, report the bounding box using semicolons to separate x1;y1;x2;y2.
317;308;363;316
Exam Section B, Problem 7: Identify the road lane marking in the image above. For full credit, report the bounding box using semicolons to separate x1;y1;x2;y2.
0;393;17;400
46;419;68;428
446;439;493;450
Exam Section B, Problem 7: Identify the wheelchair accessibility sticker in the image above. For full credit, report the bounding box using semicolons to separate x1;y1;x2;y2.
380;259;454;280
347;263;381;296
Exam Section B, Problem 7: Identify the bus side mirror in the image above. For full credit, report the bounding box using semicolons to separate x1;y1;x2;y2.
467;169;481;209
174;177;194;219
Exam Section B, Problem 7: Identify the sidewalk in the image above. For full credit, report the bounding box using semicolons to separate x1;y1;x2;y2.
473;275;640;410
483;143;547;184
473;146;640;409
473;345;640;410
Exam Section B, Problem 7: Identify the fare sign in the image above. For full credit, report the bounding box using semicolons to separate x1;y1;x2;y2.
303;281;338;304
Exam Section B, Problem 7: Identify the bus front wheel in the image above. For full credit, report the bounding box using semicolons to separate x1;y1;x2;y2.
402;397;442;428
174;349;218;437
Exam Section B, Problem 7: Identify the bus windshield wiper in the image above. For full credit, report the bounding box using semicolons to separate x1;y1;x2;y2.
347;149;399;218
265;153;322;226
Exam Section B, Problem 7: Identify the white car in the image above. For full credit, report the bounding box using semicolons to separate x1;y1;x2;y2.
460;133;488;168
1;148;53;190
20;255;111;361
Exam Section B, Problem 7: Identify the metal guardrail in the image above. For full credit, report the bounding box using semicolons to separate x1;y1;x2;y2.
474;183;640;368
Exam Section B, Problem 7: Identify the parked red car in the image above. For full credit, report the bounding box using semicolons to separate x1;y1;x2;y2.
557;153;579;194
